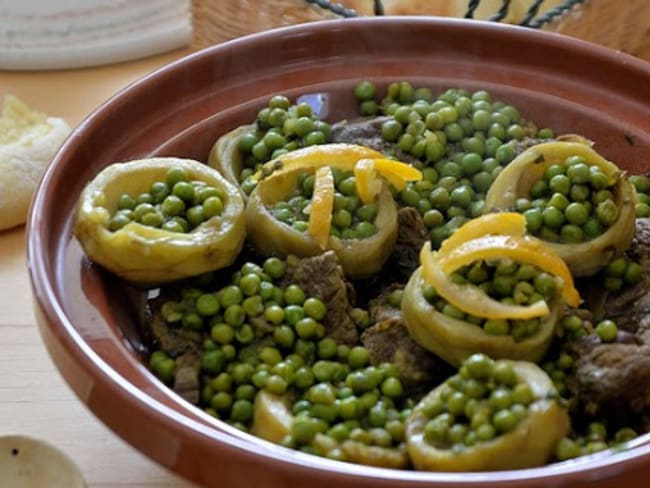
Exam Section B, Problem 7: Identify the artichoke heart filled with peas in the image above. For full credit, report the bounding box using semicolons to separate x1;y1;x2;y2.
401;213;581;367
244;143;422;279
485;139;637;276
74;157;245;284
407;353;570;471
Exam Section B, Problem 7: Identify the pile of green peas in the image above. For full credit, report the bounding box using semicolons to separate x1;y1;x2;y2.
237;95;332;194
542;350;576;398
269;167;379;239
423;259;559;340
108;166;225;233
421;354;534;450
282;359;411;459
630;174;650;217
600;255;643;292
557;313;590;341
555;422;637;461
518;156;619;243
354;81;554;249
149;350;176;383
150;256;411;443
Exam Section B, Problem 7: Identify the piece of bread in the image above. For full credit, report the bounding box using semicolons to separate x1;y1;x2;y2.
0;95;71;231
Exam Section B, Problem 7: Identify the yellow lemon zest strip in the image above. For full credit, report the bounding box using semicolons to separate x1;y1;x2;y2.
438;212;527;256
308;165;335;250
439;234;581;308
421;241;551;320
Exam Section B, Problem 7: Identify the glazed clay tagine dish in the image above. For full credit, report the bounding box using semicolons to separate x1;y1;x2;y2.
27;17;650;488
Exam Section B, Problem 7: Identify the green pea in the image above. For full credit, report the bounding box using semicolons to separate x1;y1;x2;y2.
429;187;451;209
284;305;305;325
295;317;318;339
614;427;637;444
224;304;245;327
555;437;581;461
142;211;164;228
303;297;326;321
284;285;306;306
493;408;518;433
115;193;136;211
217;285;244;308
347;346;371;369
567;162;591;184
549;174;570;195
107;212;131;231
464;354;493;379
165;166;188;187
195;293;219;316
596;319;618;342
380;119;402;142
593;189;614;204
470;171;491;193
495;144;515;164
563;201;588;225
450;185;473;207
543;206;565;229
132;202;155;222
200;194;223;217
440;161;463;179
623;261;642;284
597;199;619;226
493;363;517;386
211;323;234;345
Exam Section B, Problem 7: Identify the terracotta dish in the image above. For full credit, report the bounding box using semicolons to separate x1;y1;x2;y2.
27;17;650;488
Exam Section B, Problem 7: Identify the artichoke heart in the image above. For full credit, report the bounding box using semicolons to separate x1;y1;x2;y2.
401;268;560;367
74;157;245;284
207;124;253;188
244;144;402;280
485;140;637;276
407;360;570;471
251;390;408;469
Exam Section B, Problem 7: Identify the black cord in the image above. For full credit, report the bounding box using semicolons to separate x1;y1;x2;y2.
301;0;589;28
528;0;588;28
519;0;546;26
465;0;482;19
303;0;358;18
488;0;513;22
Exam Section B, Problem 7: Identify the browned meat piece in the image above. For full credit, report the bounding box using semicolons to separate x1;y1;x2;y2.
330;117;419;165
148;310;202;357
172;349;202;405
368;283;403;323
567;337;650;431
282;251;359;345
361;315;452;394
389;207;428;281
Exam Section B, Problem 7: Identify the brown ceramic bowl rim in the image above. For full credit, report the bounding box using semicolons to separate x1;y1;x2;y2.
28;16;650;486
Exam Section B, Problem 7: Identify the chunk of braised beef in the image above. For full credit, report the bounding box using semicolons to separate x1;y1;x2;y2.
282;251;359;345
330;117;419;165
361;316;452;395
172;349;202;405
567;337;650;431
148;304;202;357
362;289;452;396
389;207;428;281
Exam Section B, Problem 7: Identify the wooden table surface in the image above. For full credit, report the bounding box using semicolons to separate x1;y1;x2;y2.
0;47;198;487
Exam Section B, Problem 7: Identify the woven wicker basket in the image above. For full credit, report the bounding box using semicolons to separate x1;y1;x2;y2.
190;0;649;61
